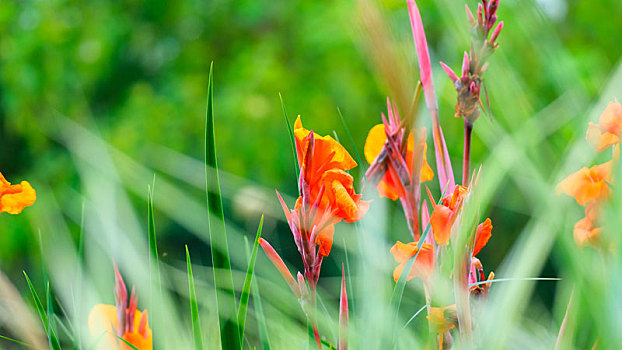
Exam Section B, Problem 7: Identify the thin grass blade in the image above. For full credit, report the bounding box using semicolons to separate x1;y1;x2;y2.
205;62;241;349
23;272;61;350
237;215;264;345
186;246;204;350
0;334;29;347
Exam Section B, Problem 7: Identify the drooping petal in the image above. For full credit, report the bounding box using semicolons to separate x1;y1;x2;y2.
316;224;335;257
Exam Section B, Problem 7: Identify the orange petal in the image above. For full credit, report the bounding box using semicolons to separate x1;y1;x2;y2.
0;172;36;214
295;116;357;171
473;218;492;256
316;224;335;257
557;162;611;206
598;101;622;135
430;205;453;246
586;122;619;153
88;304;120;348
364;124;387;164
122;309;153;350
390;241;434;281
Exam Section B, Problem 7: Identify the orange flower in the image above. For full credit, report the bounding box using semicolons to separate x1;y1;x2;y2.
88;265;152;350
556;161;612;206
586;101;622;152
390;241;434;282
429;185;468;246
473;218;492;256
294;117;368;224
364;124;434;200
89;305;152;350
573;202;601;246
427;305;458;333
0;172;36;214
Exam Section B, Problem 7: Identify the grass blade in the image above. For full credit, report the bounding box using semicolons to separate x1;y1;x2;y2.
205;62;241;349
279;93;300;175
237;215;264;346
0;334;29;347
186;246;204;350
23;272;61;350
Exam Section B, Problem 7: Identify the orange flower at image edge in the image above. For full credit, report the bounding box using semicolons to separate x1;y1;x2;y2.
88;266;152;350
0;172;36;214
364;124;434;200
586;101;622;152
89;305;152;350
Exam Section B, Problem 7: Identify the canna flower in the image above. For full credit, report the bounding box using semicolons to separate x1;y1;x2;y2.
294;117;369;224
586;101;622;153
390;241;434;282
88;264;152;350
429;185;469;246
573;202;602;247
364;124;434;200
0;172;36;214
556;161;612;206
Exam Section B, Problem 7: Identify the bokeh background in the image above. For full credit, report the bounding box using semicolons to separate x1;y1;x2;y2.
1;0;621;347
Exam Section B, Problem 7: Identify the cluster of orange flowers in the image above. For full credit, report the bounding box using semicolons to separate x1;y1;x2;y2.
557;101;621;246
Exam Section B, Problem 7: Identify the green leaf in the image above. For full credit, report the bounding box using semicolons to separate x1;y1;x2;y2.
279;93;299;174
237;215;264;346
205;62;241;349
147;184;163;348
23;272;61;350
186;246;204;350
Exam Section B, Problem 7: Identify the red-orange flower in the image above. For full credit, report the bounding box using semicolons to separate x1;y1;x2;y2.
0;172;36;214
586;101;622;153
573;202;601;246
88;265;152;350
429;185;468;246
390;241;434;282
364;124;434;200
556;161;612;206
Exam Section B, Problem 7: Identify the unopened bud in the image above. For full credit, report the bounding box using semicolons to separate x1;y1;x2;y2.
490;21;504;44
440;62;459;84
465;4;475;25
461;52;470;78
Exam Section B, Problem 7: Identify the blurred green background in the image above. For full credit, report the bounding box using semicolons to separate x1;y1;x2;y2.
1;0;621;345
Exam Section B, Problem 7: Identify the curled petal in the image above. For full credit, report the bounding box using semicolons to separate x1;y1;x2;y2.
390;241;434;281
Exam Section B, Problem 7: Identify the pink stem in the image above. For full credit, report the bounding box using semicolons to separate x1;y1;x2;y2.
462;122;473;186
